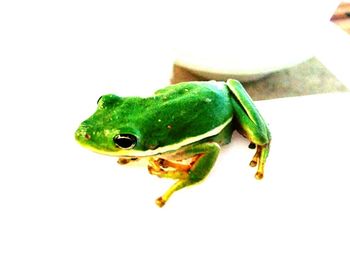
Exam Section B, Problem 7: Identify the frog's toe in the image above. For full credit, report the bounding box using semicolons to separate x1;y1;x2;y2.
249;160;257;167
147;165;165;177
117;158;130;165
158;158;169;168
155;196;166;207
117;157;139;165
255;172;263;180
249;145;262;168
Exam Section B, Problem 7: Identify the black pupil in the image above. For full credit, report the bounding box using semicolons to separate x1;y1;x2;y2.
113;134;136;149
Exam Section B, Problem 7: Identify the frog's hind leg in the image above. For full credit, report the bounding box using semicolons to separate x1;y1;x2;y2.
153;142;220;207
226;79;271;180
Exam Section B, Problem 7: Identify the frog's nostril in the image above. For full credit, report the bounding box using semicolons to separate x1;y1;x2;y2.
75;126;91;141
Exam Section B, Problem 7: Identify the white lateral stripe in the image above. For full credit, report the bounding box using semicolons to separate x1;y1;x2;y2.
111;117;233;157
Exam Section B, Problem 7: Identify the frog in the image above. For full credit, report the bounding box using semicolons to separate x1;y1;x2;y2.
75;79;271;207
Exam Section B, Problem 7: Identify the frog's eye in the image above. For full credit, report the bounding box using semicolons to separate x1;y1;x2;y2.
97;96;103;105
113;134;137;149
97;94;121;109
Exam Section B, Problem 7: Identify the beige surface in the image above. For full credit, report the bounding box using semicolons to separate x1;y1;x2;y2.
172;57;348;101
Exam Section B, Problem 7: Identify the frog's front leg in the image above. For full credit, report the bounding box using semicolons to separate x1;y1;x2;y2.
227;79;271;180
153;142;220;207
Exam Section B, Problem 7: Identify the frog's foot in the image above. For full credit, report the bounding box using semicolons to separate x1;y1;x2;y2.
155;196;166;207
117;157;139;165
154;142;220;207
251;144;270;180
155;179;190;207
249;145;261;167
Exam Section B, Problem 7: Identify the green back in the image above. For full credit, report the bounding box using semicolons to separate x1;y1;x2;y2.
78;81;234;153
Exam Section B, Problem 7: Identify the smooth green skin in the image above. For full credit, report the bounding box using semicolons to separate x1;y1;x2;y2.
75;79;271;206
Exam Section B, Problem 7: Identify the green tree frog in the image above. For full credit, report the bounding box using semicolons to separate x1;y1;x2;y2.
75;79;271;207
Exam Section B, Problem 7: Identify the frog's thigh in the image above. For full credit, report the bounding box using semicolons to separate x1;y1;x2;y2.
156;142;220;207
227;79;270;143
226;79;271;179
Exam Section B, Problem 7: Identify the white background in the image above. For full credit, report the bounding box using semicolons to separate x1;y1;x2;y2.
1;1;350;263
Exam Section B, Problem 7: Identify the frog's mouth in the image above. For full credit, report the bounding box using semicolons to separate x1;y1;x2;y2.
75;126;132;157
75;127;109;154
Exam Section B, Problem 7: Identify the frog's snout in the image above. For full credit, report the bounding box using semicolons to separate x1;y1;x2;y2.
75;125;91;142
